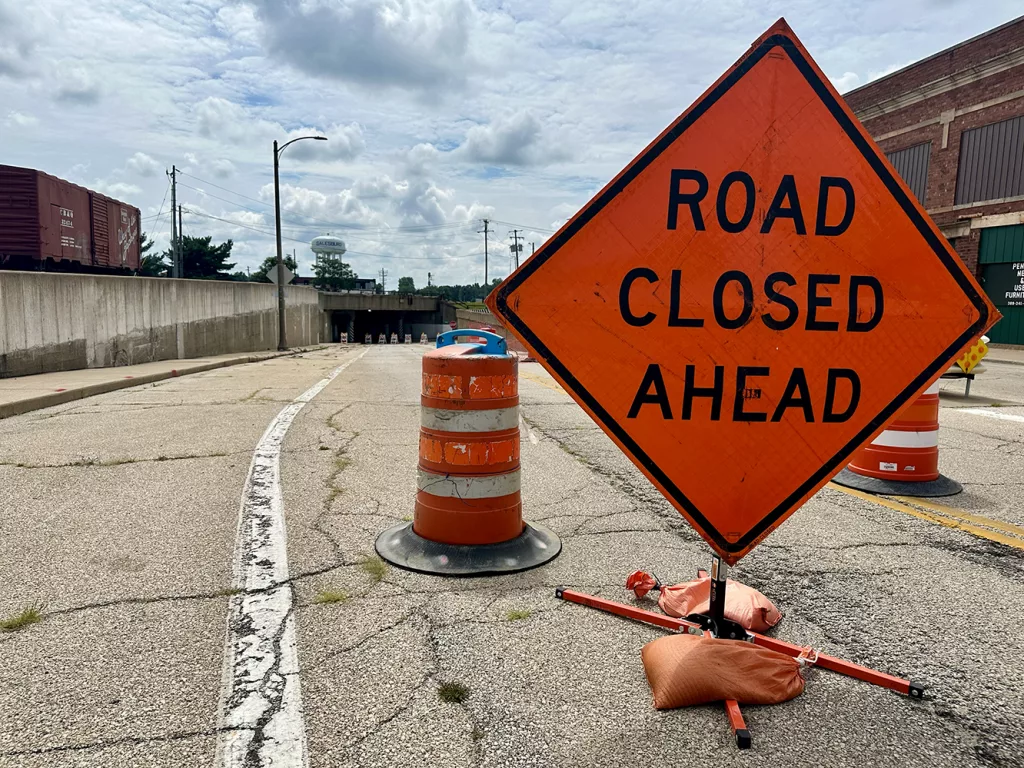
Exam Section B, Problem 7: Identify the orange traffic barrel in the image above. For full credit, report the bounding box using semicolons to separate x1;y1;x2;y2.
375;330;561;575
833;380;961;496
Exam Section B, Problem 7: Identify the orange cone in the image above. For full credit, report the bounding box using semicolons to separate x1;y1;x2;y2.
376;330;561;575
833;381;961;496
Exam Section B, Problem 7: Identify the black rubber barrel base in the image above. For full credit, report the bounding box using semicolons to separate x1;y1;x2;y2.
375;522;561;577
832;468;962;497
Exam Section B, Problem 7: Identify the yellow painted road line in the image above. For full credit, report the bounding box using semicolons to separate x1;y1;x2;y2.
828;482;1024;550
520;371;565;393
892;496;1024;538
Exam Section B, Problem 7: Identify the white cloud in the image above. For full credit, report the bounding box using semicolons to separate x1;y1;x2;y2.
193;97;364;160
250;0;477;92
405;142;440;176
830;71;862;93
211;158;236;178
126;152;161;177
94;181;142;200
4;110;37;127
54;64;101;104
454;111;571;166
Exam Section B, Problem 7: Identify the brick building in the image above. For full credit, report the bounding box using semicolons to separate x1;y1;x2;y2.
844;14;1024;344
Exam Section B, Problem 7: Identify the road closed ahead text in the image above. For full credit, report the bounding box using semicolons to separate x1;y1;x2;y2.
621;169;880;425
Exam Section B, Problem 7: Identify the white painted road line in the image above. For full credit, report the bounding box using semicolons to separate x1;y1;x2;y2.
959;407;1024;424
215;348;369;768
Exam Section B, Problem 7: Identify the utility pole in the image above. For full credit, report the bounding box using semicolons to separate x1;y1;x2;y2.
531;242;536;256
178;204;184;275
379;267;388;293
168;166;178;278
479;219;490;285
509;229;522;270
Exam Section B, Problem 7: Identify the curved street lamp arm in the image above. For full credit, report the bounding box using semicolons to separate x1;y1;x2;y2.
276;135;328;156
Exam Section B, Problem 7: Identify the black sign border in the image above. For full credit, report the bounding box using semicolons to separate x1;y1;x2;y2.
494;33;992;555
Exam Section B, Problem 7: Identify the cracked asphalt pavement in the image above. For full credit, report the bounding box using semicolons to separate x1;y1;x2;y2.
2;346;1023;766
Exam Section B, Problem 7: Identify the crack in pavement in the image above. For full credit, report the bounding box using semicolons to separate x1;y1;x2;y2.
0;451;239;469
0;727;220;757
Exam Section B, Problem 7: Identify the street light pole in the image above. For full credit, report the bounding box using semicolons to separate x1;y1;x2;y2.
274;134;328;351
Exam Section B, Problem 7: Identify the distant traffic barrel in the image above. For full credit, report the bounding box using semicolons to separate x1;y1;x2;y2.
420;333;429;344
834;381;961;496
375;330;561;575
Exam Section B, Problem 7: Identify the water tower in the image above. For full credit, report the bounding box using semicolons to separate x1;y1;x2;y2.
310;234;347;264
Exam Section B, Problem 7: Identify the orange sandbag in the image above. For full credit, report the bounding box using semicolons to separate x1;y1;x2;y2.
627;571;782;633
659;577;782;633
641;634;804;709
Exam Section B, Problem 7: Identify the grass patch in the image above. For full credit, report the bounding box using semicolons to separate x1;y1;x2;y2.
314;589;349;605
437;681;469;704
319;445;330;451
471;726;484;742
334;456;352;472
1;603;44;632
214;587;242;597
401;515;413;522
360;555;387;583
505;609;532;621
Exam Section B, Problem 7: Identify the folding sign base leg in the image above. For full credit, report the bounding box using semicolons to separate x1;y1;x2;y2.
725;699;752;749
554;587;926;735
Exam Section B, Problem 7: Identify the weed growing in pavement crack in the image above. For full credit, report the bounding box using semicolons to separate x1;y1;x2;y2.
314;588;349;604
1;603;45;632
505;609;532;621
437;681;470;703
360;555;387;583
471;726;484;741
214;587;242;597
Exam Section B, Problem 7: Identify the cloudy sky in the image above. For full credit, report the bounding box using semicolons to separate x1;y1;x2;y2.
2;0;1021;286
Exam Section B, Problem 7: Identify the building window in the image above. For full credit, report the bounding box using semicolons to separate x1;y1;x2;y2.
885;142;930;204
955;115;1024;206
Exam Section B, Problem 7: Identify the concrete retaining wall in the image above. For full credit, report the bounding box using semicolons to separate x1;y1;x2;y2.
0;271;324;378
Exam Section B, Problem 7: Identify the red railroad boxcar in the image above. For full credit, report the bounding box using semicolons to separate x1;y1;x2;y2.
0;164;141;272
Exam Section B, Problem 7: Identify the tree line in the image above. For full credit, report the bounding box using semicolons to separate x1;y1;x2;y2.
138;232;359;290
139;232;501;299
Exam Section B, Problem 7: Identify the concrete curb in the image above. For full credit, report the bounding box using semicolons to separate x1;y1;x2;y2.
986;356;1024;368
0;345;329;420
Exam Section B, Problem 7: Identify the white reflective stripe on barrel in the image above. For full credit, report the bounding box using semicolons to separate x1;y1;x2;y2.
871;430;939;449
417;469;520;498
925;381;940;396
421;406;519;432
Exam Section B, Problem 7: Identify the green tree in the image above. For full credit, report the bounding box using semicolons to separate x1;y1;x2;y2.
252;254;299;282
161;235;236;279
313;257;357;291
137;232;167;276
229;270;251;282
397;276;415;293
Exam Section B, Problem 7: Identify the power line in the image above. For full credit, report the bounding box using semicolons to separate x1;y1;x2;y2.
491;218;557;234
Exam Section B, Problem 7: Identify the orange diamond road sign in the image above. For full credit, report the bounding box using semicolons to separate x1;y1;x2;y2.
487;19;999;564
